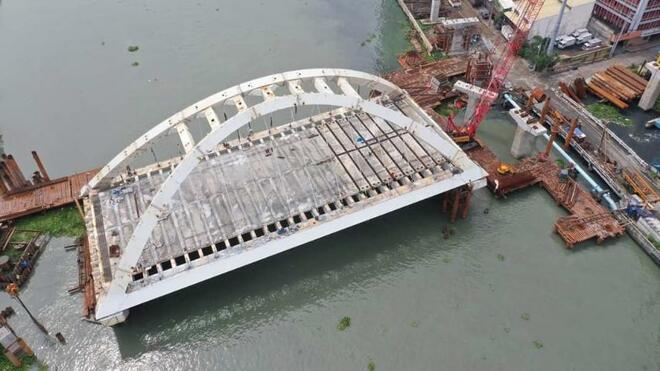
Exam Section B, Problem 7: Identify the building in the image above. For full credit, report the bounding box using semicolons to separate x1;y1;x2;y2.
505;0;596;39
591;0;660;40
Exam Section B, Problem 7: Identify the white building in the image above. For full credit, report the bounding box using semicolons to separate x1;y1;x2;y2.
505;0;596;40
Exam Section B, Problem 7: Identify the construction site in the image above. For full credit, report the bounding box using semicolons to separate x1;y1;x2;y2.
0;0;657;331
393;0;659;256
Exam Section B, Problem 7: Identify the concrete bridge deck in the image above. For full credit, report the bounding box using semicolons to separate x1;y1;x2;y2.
82;69;487;324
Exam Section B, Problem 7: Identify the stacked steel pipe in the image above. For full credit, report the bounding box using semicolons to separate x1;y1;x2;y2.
0;151;50;195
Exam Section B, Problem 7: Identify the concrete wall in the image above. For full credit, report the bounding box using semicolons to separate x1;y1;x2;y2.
529;2;596;39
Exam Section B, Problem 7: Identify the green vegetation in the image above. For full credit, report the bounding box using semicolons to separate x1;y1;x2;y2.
519;36;558;72
533;340;544;349
521;313;530;321
132;61;139;67
586;103;632;126
367;360;376;371
12;206;85;242
0;355;47;371
555;158;566;169
423;50;446;62
419;22;433;31
337;316;351;331
497;254;505;261
127;45;139;52
653;97;660;113
434;101;457;117
442;256;452;263
648;236;660;250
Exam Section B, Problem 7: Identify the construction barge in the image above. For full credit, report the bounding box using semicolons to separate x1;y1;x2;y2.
0;151;97;223
468;144;624;247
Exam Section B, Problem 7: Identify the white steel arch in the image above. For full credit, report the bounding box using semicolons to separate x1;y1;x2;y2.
90;69;488;323
94;90;470;319
82;69;416;194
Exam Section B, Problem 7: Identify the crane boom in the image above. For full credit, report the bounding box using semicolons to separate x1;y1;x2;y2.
462;0;546;138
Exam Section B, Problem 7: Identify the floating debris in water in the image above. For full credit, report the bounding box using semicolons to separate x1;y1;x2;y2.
337;316;351;331
442;257;451;263
128;45;139;52
410;321;419;328
132;62;139;67
533;340;544;349
361;33;377;47
504;327;511;333
521;313;530;321
497;254;505;261
368;360;375;371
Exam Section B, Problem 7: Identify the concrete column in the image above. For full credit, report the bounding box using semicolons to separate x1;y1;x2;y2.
509;108;548;159
639;61;660;111
431;0;441;22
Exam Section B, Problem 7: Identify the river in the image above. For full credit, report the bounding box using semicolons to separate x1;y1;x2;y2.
1;1;660;370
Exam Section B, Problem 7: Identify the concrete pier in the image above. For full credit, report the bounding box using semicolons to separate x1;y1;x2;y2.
430;0;441;22
639;61;660;111
509;108;547;158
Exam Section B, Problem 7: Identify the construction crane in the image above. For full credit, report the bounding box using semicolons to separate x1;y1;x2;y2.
447;0;546;143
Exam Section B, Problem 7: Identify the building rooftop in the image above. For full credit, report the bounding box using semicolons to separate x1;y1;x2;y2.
505;0;595;24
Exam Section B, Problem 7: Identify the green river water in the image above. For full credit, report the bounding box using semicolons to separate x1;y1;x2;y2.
1;0;659;370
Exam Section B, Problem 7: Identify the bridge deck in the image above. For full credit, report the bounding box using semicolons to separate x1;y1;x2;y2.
85;98;486;316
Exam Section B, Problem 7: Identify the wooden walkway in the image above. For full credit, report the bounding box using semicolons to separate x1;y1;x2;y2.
468;144;624;248
0;169;98;222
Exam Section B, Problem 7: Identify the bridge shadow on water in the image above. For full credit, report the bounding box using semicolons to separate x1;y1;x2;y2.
113;195;465;359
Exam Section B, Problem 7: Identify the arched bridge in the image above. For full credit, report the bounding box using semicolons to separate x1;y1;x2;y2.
82;69;487;324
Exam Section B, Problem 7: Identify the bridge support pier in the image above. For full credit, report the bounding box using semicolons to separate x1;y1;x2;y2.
509;108;547;159
441;185;473;222
98;310;129;326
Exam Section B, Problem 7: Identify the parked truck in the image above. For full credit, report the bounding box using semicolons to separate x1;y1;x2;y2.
557;36;576;49
576;32;593;44
582;38;602;50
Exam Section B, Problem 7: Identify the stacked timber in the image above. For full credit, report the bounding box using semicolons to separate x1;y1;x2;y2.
585;65;648;109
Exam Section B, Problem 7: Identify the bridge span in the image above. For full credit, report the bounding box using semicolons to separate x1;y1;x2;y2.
81;69;487;324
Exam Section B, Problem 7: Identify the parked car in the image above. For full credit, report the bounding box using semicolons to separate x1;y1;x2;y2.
576;32;593;44
582;38;603;50
557;36;576;49
571;28;589;37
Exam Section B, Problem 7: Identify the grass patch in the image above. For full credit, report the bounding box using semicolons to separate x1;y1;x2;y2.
127;45;139;52
555;158;566;169
337;316;351;331
11;206;85;242
0;354;47;371
586;103;632;126
368;360;376;371
433;101;457;117
422;50;446;62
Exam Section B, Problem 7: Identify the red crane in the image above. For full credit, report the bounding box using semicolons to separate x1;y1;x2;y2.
448;0;546;143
